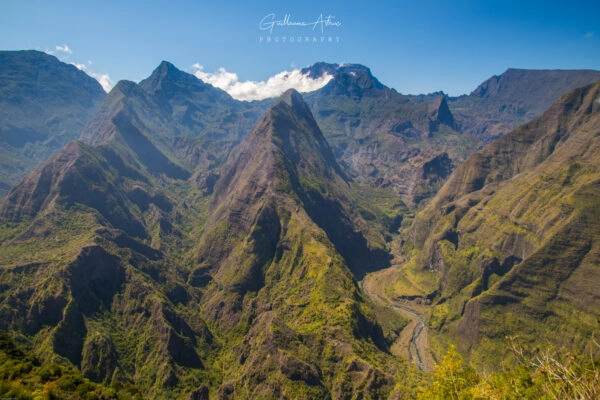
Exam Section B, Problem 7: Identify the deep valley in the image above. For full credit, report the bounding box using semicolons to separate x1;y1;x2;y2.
1;50;600;399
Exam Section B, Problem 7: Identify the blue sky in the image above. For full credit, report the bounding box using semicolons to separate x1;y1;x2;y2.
1;0;599;96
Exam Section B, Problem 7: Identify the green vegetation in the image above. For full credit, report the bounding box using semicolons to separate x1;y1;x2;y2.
385;80;600;372
0;81;416;398
419;338;600;400
2;56;600;398
0;333;144;399
4;330;598;399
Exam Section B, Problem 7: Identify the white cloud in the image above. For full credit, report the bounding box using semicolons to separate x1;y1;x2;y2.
70;61;88;71
45;44;72;55
55;44;72;54
89;72;113;93
191;64;333;101
42;44;114;92
70;60;113;92
585;32;594;38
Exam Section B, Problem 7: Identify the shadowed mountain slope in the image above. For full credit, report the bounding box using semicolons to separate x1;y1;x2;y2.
391;80;600;368
0;86;407;398
191;89;404;397
81;62;267;177
0;50;106;199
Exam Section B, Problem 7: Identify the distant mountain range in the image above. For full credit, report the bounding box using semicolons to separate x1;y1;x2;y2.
3;51;600;207
1;50;599;398
450;67;600;141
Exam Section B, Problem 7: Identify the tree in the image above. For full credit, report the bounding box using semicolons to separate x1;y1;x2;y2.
418;345;479;400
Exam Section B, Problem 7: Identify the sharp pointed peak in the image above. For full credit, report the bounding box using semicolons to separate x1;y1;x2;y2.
267;89;315;122
274;88;305;107
157;60;176;69
154;60;184;77
211;82;347;209
150;60;187;79
139;60;237;102
139;60;198;92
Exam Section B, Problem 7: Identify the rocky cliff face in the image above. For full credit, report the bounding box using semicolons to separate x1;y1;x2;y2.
303;63;470;208
397;81;600;368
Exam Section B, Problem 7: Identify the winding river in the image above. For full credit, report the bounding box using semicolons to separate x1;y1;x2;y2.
361;277;434;372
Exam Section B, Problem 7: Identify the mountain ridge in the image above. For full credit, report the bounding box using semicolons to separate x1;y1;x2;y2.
0;87;406;397
3;54;599;208
449;67;600;141
2;54;600;397
191;89;403;397
388;79;600;369
0;50;106;199
302;62;473;207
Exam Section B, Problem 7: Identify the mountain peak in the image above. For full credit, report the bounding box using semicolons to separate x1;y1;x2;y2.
142;61;181;84
277;88;304;107
199;74;384;319
111;79;139;96
270;88;316;123
428;95;455;130
157;60;177;71
310;63;386;97
213;88;342;208
140;60;201;93
300;62;340;79
139;60;235;106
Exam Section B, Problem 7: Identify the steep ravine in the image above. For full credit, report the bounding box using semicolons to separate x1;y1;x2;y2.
361;269;435;372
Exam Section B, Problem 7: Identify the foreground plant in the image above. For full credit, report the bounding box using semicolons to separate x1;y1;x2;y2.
419;336;600;400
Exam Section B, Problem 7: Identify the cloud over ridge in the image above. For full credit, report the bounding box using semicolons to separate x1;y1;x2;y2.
191;64;333;101
70;60;113;93
45;44;72;55
43;44;114;92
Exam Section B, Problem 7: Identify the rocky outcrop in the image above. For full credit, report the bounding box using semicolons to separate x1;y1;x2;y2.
428;95;456;132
